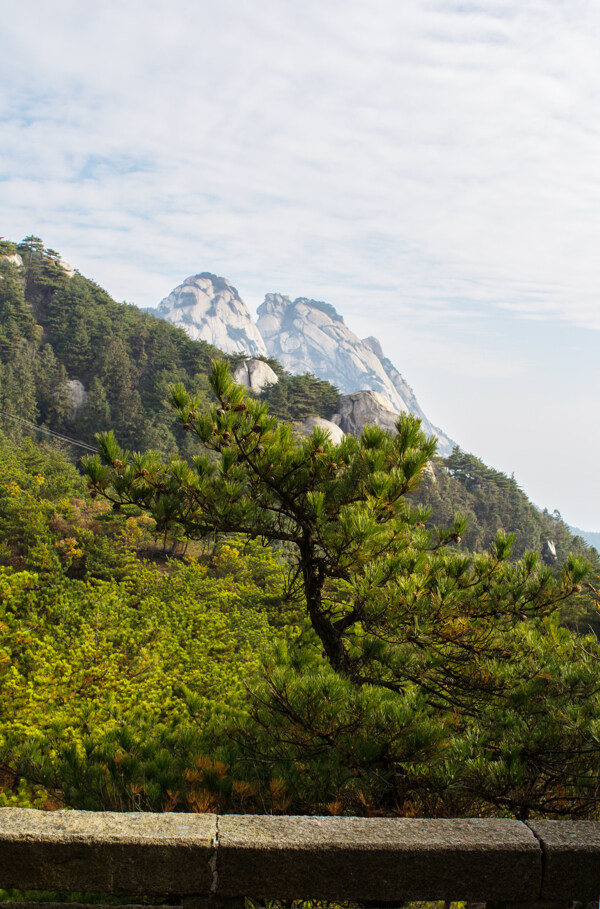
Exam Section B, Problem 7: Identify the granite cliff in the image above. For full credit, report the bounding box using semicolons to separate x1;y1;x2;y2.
156;274;267;356
256;294;416;413
153;275;454;453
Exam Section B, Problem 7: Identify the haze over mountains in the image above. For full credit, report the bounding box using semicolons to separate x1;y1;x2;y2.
154;273;454;454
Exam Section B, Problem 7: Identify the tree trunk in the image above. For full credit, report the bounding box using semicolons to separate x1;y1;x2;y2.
300;534;349;674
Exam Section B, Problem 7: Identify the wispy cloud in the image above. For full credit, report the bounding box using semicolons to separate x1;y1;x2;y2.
3;3;599;321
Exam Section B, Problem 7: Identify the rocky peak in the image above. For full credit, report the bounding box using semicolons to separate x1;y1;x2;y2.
155;274;267;357
154;275;455;455
256;294;403;403
259;293;344;333
361;336;384;359
256;294;454;453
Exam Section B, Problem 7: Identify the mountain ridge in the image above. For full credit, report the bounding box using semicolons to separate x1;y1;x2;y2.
568;525;600;553
154;273;455;454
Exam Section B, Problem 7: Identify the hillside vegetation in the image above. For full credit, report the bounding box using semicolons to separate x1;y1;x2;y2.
1;236;599;819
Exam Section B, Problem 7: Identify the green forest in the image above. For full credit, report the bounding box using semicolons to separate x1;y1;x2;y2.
0;237;599;820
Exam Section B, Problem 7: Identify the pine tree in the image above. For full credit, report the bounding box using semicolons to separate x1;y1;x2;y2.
98;338;143;445
76;376;112;440
0;348;38;437
34;345;73;429
86;362;585;681
0;259;37;356
81;361;600;816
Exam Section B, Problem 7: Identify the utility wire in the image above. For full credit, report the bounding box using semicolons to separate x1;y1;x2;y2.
0;409;98;453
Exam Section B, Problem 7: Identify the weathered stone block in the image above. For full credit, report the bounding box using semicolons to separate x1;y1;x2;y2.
0;808;216;893
528;820;600;900
216;815;541;901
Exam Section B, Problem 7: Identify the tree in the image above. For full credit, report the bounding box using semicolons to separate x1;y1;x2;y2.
0;346;38;435
18;236;45;264
76;376;112;439
33;345;73;430
0;258;38;356
260;372;340;422
84;362;599;816
98;338;143;445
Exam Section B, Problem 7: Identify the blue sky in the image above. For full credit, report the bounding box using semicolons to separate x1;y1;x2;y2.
2;0;599;529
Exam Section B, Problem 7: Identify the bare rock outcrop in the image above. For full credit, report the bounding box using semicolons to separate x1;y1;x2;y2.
331;391;401;437
0;253;23;267
232;359;278;392
59;259;75;278
256;294;414;412
255;293;453;453
296;416;345;445
154;275;455;455
331;391;452;456
156;274;267;356
67;379;87;416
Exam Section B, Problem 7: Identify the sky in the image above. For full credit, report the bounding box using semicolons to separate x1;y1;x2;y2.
1;0;599;530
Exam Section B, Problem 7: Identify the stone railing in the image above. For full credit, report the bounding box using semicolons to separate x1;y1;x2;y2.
1;809;599;907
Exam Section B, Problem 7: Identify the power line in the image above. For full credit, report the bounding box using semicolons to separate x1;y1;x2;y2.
0;410;98;453
0;342;99;452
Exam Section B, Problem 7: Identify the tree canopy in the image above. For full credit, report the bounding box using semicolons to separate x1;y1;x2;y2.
84;362;600;817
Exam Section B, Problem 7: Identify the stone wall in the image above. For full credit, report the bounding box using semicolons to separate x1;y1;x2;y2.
0;809;599;905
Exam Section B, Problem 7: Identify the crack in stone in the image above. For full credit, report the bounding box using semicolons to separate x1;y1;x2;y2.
210;816;219;895
526;822;548;902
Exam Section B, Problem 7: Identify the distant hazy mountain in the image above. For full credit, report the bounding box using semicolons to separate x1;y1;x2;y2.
568;525;600;552
154;275;455;454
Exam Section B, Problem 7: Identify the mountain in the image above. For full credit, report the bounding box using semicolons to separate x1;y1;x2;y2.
156;274;267;357
154;277;454;453
256;295;412;409
256;293;453;453
568;525;600;553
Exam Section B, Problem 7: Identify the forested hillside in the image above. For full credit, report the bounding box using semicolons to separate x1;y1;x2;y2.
1;236;227;456
1;236;595;567
1;236;599;821
415;450;594;563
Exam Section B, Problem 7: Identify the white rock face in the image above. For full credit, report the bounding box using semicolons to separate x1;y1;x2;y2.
156;274;267;357
155;275;455;455
257;294;410;407
332;391;401;437
67;379;87;415
0;253;23;267
256;293;454;453
331;391;453;455
232;358;278;392
0;252;73;276
297;416;345;445
59;259;75;278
